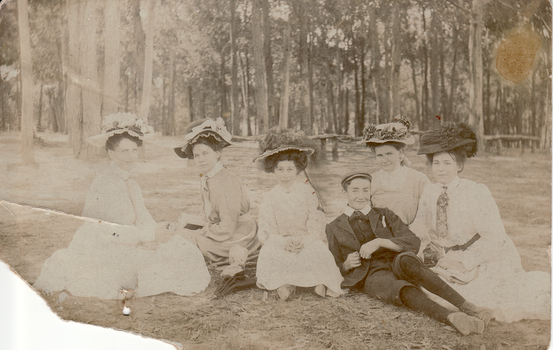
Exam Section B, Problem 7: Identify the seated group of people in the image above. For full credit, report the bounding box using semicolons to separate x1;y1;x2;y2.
33;114;551;336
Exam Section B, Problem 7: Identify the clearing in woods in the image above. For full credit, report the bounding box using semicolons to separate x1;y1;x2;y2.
0;132;550;349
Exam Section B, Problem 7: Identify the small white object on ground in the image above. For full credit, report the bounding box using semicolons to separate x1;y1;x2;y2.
123;306;131;316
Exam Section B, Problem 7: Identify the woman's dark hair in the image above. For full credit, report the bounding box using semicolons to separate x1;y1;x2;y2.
191;134;223;154
263;150;309;173
106;132;142;151
425;146;467;171
369;141;406;153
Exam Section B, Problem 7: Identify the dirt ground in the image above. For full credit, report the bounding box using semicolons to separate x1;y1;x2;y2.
0;132;551;349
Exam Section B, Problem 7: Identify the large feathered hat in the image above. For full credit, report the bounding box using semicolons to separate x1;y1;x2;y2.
87;112;154;148
361;116;415;147
418;122;478;158
174;118;232;159
253;128;317;162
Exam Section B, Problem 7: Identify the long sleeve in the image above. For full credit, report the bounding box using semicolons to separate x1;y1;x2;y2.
204;174;242;242
449;183;506;271
409;186;432;256
305;188;327;243
258;192;278;244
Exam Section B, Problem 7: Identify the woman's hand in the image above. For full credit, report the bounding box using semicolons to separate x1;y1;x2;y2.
437;257;466;273
343;252;362;271
284;237;304;254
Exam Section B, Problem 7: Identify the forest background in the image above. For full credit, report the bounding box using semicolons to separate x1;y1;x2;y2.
0;0;551;163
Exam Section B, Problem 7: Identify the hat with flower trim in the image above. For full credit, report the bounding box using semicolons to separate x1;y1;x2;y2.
87;112;155;148
361;116;415;147
174;118;232;159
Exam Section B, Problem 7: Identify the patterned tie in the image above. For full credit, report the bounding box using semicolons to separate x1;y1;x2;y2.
435;186;449;239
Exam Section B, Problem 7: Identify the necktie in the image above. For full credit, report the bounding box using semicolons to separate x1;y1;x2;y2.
435;186;449;239
350;210;366;221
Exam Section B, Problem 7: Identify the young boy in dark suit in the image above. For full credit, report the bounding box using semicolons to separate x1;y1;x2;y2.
325;171;491;335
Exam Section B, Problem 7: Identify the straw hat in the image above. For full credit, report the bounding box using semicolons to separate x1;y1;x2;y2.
87;112;154;148
361;116;415;147
174;118;232;159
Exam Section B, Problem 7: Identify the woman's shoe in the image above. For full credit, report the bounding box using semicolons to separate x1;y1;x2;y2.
314;284;326;297
277;284;295;301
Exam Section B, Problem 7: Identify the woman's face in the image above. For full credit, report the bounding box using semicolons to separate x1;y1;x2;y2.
192;143;220;173
274;160;298;188
374;144;404;172
108;138;139;172
345;178;371;210
431;152;462;185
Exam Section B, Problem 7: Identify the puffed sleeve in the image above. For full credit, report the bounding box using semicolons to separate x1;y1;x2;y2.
448;183;506;271
409;185;432;257
258;191;278;244
305;187;327;243
204;174;242;242
128;179;156;226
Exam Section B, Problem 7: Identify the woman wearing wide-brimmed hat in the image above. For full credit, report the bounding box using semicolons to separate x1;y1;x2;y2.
410;122;551;323
34;113;211;299
361;117;430;226
253;129;344;300
174;118;260;268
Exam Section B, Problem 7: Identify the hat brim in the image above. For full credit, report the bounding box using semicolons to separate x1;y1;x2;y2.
174;131;232;159
87;129;150;148
417;139;475;155
253;146;315;162
361;134;416;146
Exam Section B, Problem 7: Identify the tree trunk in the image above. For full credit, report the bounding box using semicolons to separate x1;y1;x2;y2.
468;0;485;148
239;51;252;136
279;23;291;129
368;7;383;124
103;0;121;115
344;88;349;135
421;5;429;130
65;0;82;149
132;0;145;112
79;0;102;159
219;51;227;120
188;85;194;122
410;58;420;126
18;0;35;164
389;5;401;118
430;11;440;123
354;55;361;136
230;0;239;134
37;83;43;131
252;0;269;133
260;0;275;127
139;0;155;122
447;26;459;121
308;38;314;134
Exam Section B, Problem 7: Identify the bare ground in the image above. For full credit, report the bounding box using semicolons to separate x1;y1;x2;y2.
0;132;550;349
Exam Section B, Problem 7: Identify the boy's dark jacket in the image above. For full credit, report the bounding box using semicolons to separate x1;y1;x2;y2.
325;207;420;288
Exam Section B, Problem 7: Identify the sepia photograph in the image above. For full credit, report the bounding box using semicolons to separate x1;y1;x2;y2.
0;0;551;348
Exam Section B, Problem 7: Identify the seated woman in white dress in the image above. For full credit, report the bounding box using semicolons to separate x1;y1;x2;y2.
33;113;211;299
173;118;260;268
254;130;344;300
361;117;430;225
410;122;551;323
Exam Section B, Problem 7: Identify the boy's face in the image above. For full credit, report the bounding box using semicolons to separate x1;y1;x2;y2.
345;178;371;210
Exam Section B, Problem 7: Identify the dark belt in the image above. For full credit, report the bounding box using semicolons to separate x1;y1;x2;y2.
444;233;481;253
